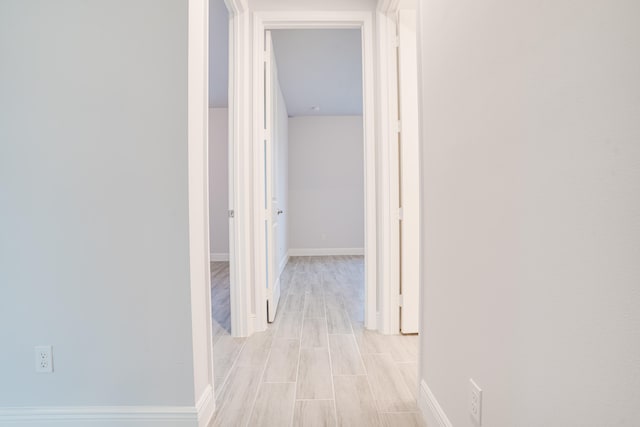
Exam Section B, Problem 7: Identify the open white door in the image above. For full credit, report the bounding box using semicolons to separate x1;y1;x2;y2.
264;30;282;322
398;10;420;334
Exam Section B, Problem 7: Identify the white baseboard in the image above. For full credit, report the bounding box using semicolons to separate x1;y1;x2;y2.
196;385;215;427
210;252;229;262
288;247;364;256
419;380;453;427
0;407;197;427
278;253;289;276
0;386;214;427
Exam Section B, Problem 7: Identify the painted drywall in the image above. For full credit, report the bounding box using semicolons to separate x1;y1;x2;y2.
288;116;364;253
270;29;363;116
418;0;640;426
209;108;229;257
275;80;289;271
209;0;228;108
0;0;195;410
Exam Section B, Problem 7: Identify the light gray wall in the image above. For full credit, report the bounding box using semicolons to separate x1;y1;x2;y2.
418;0;640;426
0;0;195;407
270;29;363;117
209;108;229;256
288;116;364;252
209;0;228;108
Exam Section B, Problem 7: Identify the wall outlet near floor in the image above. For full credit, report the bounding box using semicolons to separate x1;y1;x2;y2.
469;378;482;425
35;345;53;373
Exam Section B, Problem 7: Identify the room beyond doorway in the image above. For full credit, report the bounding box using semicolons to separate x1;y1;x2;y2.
252;12;378;332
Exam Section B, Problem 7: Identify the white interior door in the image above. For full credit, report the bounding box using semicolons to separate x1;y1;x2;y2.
264;30;282;322
398;9;420;334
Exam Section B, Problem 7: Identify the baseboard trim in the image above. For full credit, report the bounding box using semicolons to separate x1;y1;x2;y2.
419;380;453;427
278;253;289;276
196;384;214;427
0;386;214;427
210;252;229;262
0;405;198;426
288;248;365;256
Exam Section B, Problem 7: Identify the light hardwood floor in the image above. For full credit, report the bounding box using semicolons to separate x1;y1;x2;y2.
209;256;424;427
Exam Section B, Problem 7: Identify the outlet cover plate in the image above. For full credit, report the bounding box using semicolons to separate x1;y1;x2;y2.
35;345;53;373
469;378;482;425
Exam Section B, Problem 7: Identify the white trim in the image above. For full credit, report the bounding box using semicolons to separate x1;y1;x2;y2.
419;380;453;427
0;386;214;427
210;252;230;262
377;0;401;13
288;248;365;257
223;0;247;14
195;384;214;427
187;0;215;415
0;406;198;424
375;9;401;335
279;253;290;275
416;0;426;390
251;10;378;333
226;0;253;338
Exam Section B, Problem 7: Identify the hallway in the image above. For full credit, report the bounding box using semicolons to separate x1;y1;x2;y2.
210;256;423;427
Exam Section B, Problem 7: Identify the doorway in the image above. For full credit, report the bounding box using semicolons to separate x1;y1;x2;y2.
252;11;377;332
265;27;367;329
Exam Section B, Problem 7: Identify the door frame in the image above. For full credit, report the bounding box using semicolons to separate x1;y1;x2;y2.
251;11;378;332
224;0;254;337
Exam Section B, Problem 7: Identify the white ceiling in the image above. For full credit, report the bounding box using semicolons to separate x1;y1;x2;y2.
209;0;228;108
208;2;363;116
271;29;363;117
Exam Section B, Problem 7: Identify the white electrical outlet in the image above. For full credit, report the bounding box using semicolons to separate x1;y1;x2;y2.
469;378;482;425
35;345;53;373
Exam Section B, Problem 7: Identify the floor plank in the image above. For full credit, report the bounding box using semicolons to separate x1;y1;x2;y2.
292;400;336;427
301;317;329;349
334;375;381;427
248;382;296;427
212;365;262;427
328;334;366;375
264;338;300;383
296;348;333;399
380;411;427;427
363;353;418;412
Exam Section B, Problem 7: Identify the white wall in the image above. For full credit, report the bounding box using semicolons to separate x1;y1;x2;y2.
0;0;205;422
288;116;364;254
275;83;289;270
418;0;640;426
209;108;229;258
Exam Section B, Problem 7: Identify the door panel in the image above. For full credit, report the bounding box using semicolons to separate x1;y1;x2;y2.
265;30;281;322
398;10;420;334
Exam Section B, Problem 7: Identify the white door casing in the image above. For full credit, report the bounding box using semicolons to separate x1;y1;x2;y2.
225;0;254;337
397;8;420;333
252;11;377;332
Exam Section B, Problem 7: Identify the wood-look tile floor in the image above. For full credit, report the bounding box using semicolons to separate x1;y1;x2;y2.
210;256;424;427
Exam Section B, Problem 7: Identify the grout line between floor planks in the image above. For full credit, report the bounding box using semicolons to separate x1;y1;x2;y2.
244;261;296;427
322;269;339;427
212;337;248;420
289;262;302;427
350;287;385;426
